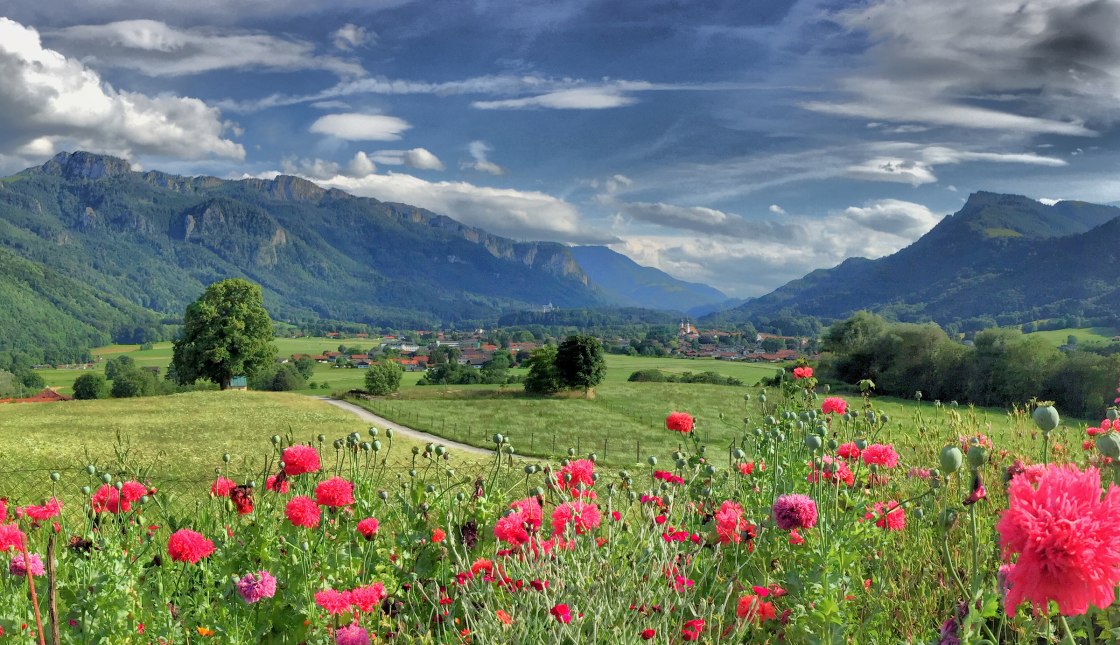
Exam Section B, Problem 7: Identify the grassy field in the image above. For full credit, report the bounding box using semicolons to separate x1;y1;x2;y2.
0;391;458;504
1025;326;1118;346
350;378;1083;471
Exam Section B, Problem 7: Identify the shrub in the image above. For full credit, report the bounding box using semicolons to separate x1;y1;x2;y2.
72;373;108;400
364;360;403;396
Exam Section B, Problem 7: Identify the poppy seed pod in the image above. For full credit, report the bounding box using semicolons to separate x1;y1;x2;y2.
1032;406;1059;433
939;446;964;473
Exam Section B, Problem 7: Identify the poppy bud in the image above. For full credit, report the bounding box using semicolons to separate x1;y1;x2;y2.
939;446;964;473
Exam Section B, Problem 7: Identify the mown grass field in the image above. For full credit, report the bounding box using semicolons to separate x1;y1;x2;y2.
1025;326;1118;346
351;378;1089;471
0;391;456;504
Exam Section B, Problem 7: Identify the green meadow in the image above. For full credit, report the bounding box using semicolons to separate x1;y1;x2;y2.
1025;326;1119;346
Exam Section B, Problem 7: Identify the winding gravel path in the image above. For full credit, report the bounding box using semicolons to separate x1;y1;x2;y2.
316;397;495;457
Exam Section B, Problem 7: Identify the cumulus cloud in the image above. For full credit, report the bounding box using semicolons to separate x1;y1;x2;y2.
369;148;445;170
47;20;365;77
768;204;787;215
804;0;1120;136
609;198;944;297
299;171;617;244
473;87;637;110
0;17;243;164
332;23;375;50
460;141;505;175
309;113;411;141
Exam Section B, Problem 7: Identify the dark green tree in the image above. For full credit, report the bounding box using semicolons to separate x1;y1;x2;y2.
110;369;153;398
104;355;135;380
364;360;403;396
555;335;606;394
271;365;306;392
523;345;562;395
72;373;108;400
171;279;276;390
294;356;317;380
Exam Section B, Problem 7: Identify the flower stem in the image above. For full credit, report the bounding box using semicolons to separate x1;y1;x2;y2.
1059;615;1076;645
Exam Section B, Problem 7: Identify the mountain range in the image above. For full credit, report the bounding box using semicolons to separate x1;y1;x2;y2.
704;191;1120;331
0;152;726;362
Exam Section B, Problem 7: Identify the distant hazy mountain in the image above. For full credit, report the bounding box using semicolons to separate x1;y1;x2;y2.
569;245;728;313
0;151;609;360
704;191;1120;329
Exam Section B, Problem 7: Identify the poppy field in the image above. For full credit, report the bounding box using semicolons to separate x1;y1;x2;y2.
2;371;1120;643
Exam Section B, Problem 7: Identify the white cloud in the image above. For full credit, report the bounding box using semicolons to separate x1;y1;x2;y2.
472;87;637;110
371;148;444;171
309;113;411;141
402;148;444;170
347;151;376;176
297;171;616;244
9;0;410;22
47;20;365;77
460;140;505;175
768;204;787;215
609;198;944;297
310;100;352;110
0;18;243;163
846;157;938;186
804;0;1120;136
333;23;375;50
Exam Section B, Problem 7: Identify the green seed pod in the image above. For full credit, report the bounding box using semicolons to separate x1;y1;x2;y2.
675;459;687;469
531;486;545;497
425;484;436;494
560;458;570;467
368;427;379;437
379;490;389;500
805;435;822;451
966;445;988;470
647;456;658;466
113;481;123;490
567;448;576;457
826;439;838;451
700;487;712;498
408;469;417;478
493;434;505;445
101;473;112;484
86;465;96;475
411;446;420;455
913;508;925;520
743;394;751;402
758;394;767;404
247;480;256;489
940;508;958;530
619;470;630;479
80;486;91;495
425;443;435;454
525;465;536;475
855;438;868;450
301;541;310;552
1032;406;1060;433
731;449;745;460
822;384;830;393
385;428;394;439
704;464;717;476
317;434;326;443
333;439;344;450
939;446;964;473
1108;408;1119;422
271;435;281;445
455;492;465;502
588;453;597;462
360;442;371;452
880;414;890;424
50;472;61;482
372;440;382;452
775;432;786;443
1097;433;1120;459
435;446;446;456
222;453;231;463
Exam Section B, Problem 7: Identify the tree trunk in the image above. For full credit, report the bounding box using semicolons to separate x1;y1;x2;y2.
220;377;230;390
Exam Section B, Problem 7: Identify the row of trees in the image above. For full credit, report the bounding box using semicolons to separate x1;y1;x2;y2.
822;312;1120;418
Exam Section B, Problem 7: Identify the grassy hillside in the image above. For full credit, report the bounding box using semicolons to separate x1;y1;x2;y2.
1025;326;1118;346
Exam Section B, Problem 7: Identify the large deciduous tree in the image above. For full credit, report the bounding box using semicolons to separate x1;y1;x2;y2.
555;335;606;395
171;279;276;390
364;360;403;396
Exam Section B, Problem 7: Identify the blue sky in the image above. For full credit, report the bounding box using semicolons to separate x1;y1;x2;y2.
1;0;1117;297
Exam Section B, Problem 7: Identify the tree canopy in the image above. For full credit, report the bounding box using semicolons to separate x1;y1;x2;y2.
365;360;403;396
171;279;276;390
555;335;606;394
